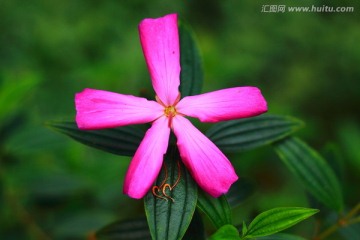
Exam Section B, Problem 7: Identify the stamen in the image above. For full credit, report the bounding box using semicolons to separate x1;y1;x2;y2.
162;184;175;202
152;186;168;201
152;162;169;200
164;106;177;117
164;105;177;128
151;161;182;202
162;161;181;202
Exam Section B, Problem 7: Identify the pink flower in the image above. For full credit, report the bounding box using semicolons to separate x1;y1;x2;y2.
75;13;267;199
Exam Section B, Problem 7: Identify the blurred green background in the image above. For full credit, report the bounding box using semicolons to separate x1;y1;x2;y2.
1;0;359;239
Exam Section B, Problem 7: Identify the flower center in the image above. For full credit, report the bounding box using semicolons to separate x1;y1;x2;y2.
155;94;181;128
164;105;177;118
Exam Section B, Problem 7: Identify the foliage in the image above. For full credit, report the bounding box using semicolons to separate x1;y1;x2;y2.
1;1;359;240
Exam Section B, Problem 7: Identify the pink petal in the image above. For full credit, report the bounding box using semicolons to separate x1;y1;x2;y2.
75;88;163;130
139;13;180;106
123;117;170;199
172;116;238;197
176;87;267;123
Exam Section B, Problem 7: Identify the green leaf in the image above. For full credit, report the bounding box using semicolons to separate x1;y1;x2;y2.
209;224;241;240
144;146;198;240
321;143;345;182
95;218;151;240
197;190;232;229
256;233;307;240
243;207;318;238
226;179;255;209
182;210;206;240
46;121;145;156
242;222;248;237
179;22;203;97
207;115;304;153
273;137;344;211
337;120;360;171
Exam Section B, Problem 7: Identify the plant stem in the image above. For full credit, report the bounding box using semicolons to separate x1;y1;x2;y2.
344;203;360;220
314;223;338;240
314;202;360;240
347;216;360;225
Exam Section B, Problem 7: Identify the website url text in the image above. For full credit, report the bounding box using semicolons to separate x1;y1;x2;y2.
261;5;354;13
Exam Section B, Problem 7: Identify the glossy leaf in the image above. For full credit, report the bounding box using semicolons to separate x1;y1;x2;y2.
95;218;151;240
179;22;203;97
226;179;255;209
144;146;198;240
256;233;307;240
274;137;344;211
209;224;241;240
243;207;318;238
207;115;304;153
47;121;145;156
197;190;232;229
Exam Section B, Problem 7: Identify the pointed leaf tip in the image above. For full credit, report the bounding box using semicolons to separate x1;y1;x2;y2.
244;207;318;238
207;114;304;153
47;121;145;156
179;22;203;97
274;137;344;211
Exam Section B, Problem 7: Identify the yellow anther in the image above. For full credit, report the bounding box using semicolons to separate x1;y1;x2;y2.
164;106;177;117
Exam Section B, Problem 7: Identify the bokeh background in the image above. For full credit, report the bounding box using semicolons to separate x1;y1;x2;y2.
1;0;359;239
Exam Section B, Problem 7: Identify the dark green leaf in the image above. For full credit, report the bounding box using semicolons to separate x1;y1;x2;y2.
46;121;145;156
256;233;307;240
226;179;255;209
207;115;304;153
337;121;360;171
243;207;318;238
307;144;345;214
96;218;151;240
273;137;344;211
179;22;203;97
144;146;198;240
322;143;345;182
209;224;241;240
197;190;232;229
182;210;206;240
